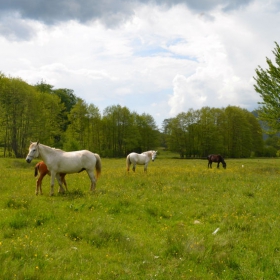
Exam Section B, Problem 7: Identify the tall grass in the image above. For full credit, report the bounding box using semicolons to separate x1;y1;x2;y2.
1;156;280;279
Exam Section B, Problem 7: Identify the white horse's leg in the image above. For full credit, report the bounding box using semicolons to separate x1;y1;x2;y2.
50;172;56;196
61;174;68;191
144;163;148;172
126;157;131;172
87;170;96;191
132;164;136;172
56;174;65;193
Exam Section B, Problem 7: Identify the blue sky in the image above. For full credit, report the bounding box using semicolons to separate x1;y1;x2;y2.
0;0;279;127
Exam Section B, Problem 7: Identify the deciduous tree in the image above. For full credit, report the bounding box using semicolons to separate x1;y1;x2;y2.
254;42;280;132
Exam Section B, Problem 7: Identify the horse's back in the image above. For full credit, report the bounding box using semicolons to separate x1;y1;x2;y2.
48;149;98;173
128;152;138;157
59;150;95;161
127;152;138;159
216;154;224;161
207;154;213;161
208;154;224;162
128;152;147;164
62;149;92;158
80;150;99;165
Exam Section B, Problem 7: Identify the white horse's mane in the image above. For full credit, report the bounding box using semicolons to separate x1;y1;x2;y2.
51;147;64;152
38;143;63;152
141;150;156;157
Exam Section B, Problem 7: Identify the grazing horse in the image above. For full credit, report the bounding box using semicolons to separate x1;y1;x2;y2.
207;154;226;169
126;151;157;172
26;141;101;196
34;161;67;195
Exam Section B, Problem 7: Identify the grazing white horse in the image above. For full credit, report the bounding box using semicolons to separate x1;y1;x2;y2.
126;151;157;172
26;141;101;196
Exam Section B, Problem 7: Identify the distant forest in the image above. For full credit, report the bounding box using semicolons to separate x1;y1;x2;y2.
0;73;278;158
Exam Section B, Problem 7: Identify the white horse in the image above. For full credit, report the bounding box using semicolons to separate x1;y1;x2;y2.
26;141;101;196
126;151;157;172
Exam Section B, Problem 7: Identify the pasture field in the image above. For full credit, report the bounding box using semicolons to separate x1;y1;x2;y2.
1;155;280;279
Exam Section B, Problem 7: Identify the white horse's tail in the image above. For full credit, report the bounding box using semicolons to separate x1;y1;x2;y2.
94;153;102;179
126;155;131;171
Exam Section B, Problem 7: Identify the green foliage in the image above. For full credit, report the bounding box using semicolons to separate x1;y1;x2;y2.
263;135;280;157
263;145;277;157
0;157;280;279
265;135;280;149
0;75;38;157
0;75;65;155
0;73;264;159
0;74;160;157
162;106;264;158
254;42;280;132
101;105;159;157
63;139;82;151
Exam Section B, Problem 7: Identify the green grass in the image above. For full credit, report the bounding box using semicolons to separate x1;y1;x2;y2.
1;156;280;279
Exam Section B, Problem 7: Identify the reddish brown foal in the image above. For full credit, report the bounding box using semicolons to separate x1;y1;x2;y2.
34;161;67;195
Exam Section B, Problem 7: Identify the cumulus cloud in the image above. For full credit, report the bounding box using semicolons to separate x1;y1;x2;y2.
168;35;238;115
0;0;254;27
0;13;38;40
166;1;279;118
0;0;134;25
0;0;279;127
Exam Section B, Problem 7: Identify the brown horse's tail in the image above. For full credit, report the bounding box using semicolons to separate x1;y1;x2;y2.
94;153;102;179
34;163;40;177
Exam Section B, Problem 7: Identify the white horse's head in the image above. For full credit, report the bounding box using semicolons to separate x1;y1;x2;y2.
151;150;157;161
26;141;40;163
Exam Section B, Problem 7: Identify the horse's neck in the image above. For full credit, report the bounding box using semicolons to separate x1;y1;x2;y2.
39;144;58;163
143;151;151;158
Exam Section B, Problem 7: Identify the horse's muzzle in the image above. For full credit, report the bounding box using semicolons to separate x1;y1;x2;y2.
26;158;32;163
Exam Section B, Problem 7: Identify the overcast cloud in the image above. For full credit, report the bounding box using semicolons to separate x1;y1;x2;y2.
0;0;279;127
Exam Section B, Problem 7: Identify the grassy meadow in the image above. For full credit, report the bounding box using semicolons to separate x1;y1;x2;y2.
1;153;280;279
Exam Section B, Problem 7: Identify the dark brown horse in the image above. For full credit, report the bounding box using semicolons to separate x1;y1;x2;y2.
34;161;67;195
207;154;226;169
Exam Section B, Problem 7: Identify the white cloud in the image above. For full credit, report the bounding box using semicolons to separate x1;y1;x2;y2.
166;1;279;118
0;0;279;127
168;32;255;115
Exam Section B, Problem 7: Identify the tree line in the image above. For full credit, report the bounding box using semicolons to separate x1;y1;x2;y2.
162;107;264;158
0;74;159;158
0;72;276;159
164;41;280;159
